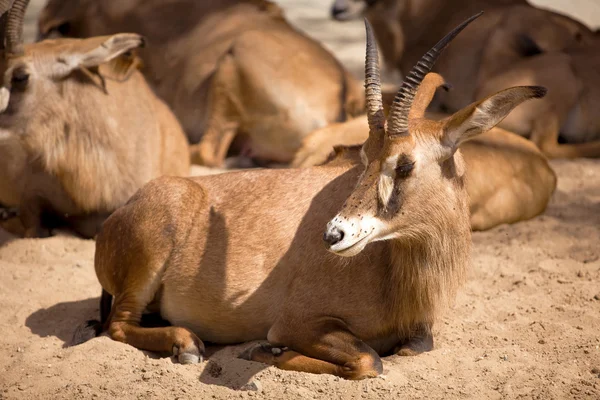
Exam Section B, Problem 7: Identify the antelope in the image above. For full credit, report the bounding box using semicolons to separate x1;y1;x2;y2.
291;112;556;231
331;0;600;158
0;0;189;238
474;37;600;158
37;0;365;167
83;14;546;379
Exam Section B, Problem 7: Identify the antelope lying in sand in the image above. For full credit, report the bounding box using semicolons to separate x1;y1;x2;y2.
332;0;600;158
475;37;600;158
292;111;556;231
0;0;189;238
84;14;546;379
38;0;365;167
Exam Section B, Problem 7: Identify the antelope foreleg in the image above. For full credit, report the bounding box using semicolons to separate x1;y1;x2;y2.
240;319;383;380
393;326;434;356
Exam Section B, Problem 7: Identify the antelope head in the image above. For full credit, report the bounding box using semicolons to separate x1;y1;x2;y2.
0;0;145;124
323;13;547;257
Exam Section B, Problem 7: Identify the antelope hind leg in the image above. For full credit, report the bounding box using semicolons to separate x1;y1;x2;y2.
108;297;205;364
530;113;600;158
190;54;240;167
96;176;207;364
240;319;383;380
190;120;238;167
544;140;600;159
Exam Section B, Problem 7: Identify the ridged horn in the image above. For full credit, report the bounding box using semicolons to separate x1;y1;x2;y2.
5;0;29;57
0;0;15;13
364;18;385;134
387;11;483;137
0;0;16;51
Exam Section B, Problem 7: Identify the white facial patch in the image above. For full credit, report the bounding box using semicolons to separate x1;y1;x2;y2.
378;155;399;207
378;172;395;207
0;87;10;113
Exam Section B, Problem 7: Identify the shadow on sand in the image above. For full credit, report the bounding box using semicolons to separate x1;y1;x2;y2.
25;295;271;390
25;296;100;347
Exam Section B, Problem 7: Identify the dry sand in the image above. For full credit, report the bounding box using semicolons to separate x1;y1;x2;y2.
2;1;600;399
1;159;599;399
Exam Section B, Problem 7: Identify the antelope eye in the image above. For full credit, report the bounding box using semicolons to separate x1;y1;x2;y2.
11;69;29;86
56;22;71;36
395;162;414;177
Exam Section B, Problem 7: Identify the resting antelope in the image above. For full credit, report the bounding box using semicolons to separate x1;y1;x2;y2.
37;0;365;167
84;14;546;379
331;0;600;158
475;37;600;158
291;111;556;231
0;0;189;238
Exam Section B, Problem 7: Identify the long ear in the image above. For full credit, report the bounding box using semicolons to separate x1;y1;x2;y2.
441;86;547;155
52;33;145;78
408;72;451;120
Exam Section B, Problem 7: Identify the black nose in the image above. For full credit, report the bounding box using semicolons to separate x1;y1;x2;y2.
323;226;345;246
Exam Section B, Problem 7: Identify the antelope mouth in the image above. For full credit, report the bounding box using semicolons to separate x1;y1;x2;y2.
328;231;374;257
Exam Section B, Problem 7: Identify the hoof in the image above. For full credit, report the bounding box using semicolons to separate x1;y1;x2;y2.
238;342;287;362
179;352;201;364
173;342;204;365
394;332;433;357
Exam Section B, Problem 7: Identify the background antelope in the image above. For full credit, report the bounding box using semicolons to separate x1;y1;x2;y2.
331;0;600;158
0;0;189;238
82;15;547;379
37;0;365;167
475;35;600;158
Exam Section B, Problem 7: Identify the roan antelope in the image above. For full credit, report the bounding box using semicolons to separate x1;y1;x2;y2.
0;0;189;238
291;111;556;231
331;0;599;158
37;0;365;167
82;14;546;379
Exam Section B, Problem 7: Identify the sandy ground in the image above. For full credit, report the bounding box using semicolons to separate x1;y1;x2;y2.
1;159;599;399
1;1;600;399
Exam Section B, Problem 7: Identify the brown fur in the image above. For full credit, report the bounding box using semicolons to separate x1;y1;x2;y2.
38;0;365;167
88;19;546;379
332;0;600;157
0;35;189;238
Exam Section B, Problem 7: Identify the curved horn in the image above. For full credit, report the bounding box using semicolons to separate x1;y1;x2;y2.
0;0;16;51
0;0;14;11
387;11;483;137
364;18;385;134
5;0;29;57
